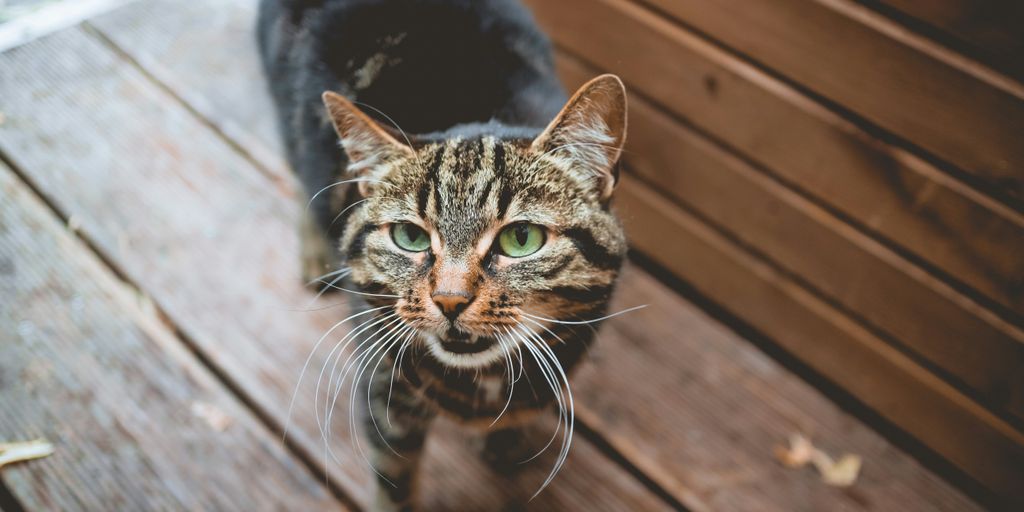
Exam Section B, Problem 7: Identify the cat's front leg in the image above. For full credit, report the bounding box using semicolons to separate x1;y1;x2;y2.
482;425;535;474
363;370;434;512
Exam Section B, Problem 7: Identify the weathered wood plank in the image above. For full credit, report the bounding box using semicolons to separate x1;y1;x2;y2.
633;0;1024;199
525;0;1024;316
86;0;990;509
868;0;1024;82
0;25;668;511
557;54;1024;423
617;178;1024;506
0;163;342;511
581;268;981;511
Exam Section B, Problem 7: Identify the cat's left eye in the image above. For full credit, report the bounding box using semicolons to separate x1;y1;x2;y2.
391;223;431;252
497;223;546;258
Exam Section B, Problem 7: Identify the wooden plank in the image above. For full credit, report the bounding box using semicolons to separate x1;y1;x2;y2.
631;0;1024;199
583;268;980;511
84;0;990;509
616;178;1024;505
525;0;1024;316
0;25;668;511
868;0;1024;82
0;164;342;510
557;54;1024;423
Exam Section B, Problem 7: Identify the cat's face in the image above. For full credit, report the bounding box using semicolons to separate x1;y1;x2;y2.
324;76;628;369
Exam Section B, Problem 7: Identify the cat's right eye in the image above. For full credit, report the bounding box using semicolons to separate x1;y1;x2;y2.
391;223;431;252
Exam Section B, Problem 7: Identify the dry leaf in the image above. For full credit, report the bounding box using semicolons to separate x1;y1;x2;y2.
774;433;862;487
0;439;55;468
774;433;814;468
820;454;862;487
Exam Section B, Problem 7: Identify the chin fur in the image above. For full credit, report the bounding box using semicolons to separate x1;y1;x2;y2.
421;332;508;369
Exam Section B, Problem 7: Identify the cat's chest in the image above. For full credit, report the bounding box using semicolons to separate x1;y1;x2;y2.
397;350;557;426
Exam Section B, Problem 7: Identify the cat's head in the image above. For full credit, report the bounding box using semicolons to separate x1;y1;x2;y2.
322;75;628;368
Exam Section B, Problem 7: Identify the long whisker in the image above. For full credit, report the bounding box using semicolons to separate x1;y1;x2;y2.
329;197;371;230
309;268;353;305
318;280;402;299
386;330;416;427
284;304;390;442
306;267;350;285
314;313;397;446
488;330;517;427
317;314;402;470
521;304;647;325
343;324;413;483
306;177;392;211
360;325;414;458
504;325;563;462
326;316;404;435
516;323;576;498
352;101;426;174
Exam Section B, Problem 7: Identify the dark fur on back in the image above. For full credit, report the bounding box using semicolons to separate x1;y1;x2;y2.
257;0;566;237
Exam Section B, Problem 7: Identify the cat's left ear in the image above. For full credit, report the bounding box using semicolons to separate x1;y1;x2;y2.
322;91;414;196
531;74;627;201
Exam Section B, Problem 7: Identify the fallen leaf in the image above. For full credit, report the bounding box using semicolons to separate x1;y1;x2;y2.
0;439;55;468
774;433;814;468
774;433;862;487
820;454;862;487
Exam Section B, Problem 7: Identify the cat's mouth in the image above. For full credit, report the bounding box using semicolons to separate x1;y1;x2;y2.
438;328;497;355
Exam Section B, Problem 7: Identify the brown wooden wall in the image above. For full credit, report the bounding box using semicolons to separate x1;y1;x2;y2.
522;0;1024;504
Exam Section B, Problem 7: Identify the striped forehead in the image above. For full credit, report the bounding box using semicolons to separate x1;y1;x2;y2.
412;137;517;251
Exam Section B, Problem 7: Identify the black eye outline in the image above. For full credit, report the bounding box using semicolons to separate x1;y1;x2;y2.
390;223;431;252
495;222;547;258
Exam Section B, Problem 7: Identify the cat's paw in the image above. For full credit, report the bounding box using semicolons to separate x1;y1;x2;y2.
481;428;533;474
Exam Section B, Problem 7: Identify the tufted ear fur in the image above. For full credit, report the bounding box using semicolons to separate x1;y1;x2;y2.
322;91;414;196
531;74;627;201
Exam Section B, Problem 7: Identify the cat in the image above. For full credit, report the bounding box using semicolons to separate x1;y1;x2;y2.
257;1;628;509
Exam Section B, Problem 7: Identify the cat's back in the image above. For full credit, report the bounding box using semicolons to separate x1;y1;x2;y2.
258;0;564;132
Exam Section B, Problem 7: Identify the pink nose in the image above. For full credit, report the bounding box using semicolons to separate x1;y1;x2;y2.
432;293;471;319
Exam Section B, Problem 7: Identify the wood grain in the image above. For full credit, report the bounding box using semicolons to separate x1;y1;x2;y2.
633;0;1024;198
616;178;1024;505
0;163;342;511
867;0;1024;82
84;0;989;509
526;0;1024;316
557;54;1024;423
0;24;668;512
581;268;980;511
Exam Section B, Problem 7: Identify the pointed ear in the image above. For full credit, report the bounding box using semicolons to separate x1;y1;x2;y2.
322;91;414;196
531;74;627;201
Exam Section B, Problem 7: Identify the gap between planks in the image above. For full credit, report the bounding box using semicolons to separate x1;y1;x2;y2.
554;50;1024;431
80;22;294;193
0;119;361;512
621;0;1024;212
56;18;690;512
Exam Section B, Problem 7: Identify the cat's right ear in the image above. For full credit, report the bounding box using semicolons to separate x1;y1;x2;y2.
322;91;414;196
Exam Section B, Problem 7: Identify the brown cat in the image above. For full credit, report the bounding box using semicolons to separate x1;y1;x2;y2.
258;1;628;509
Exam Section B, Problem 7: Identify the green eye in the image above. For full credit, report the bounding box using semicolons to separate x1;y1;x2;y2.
498;223;545;257
391;223;430;252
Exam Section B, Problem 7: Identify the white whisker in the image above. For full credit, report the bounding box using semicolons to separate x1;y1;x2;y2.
306;177;391;211
521;304;647;325
284;304;390;442
516;323;575;498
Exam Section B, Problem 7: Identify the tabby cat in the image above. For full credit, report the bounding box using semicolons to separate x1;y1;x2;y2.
257;0;628;509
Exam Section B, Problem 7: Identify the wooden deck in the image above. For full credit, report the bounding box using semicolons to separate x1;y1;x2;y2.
0;1;984;510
